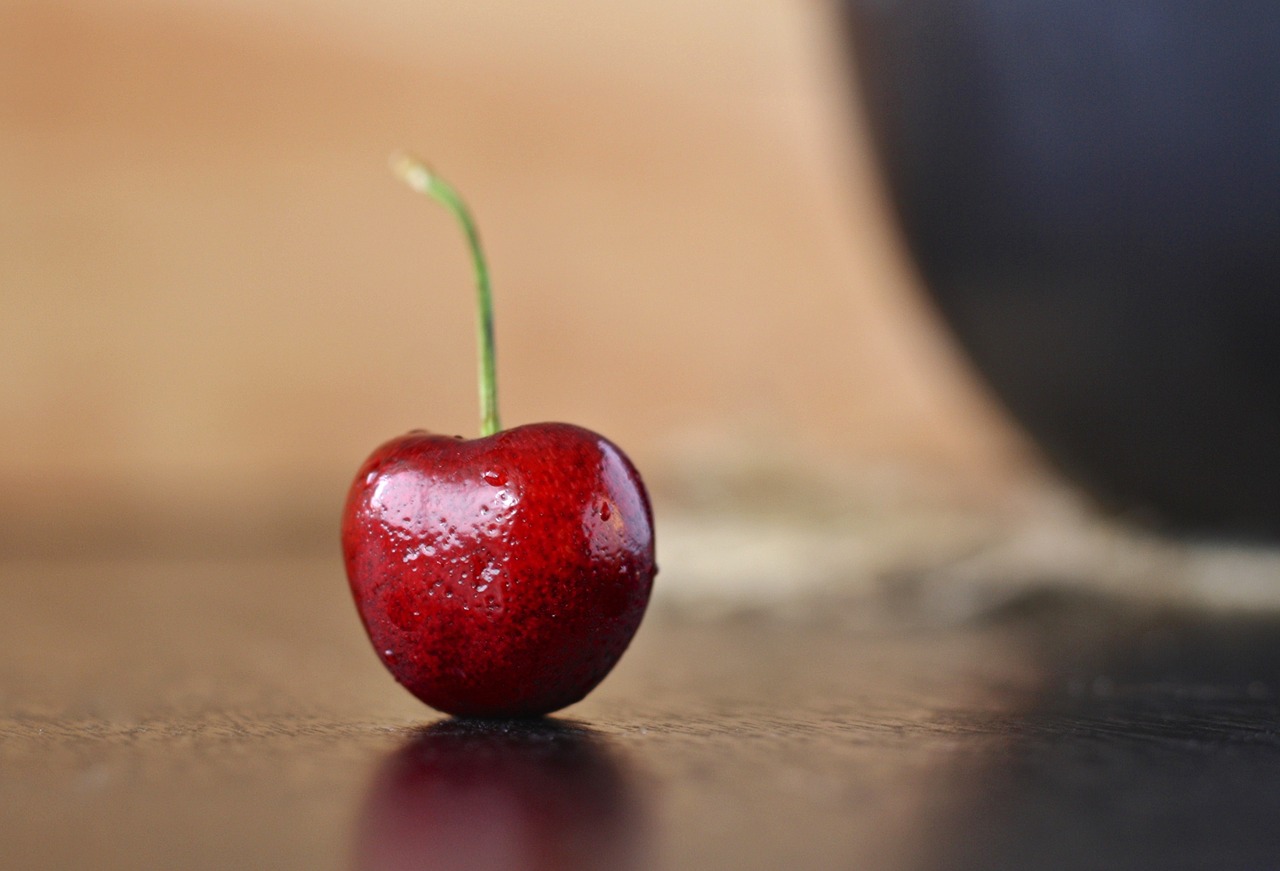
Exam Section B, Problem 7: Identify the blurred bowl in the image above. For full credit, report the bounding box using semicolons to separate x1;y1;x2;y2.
841;1;1280;537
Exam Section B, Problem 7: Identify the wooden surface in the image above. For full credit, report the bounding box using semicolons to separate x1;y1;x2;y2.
6;554;1280;870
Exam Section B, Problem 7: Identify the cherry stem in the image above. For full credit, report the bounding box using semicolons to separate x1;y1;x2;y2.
391;153;501;437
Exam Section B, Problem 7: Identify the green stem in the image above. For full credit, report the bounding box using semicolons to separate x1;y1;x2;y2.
391;153;501;436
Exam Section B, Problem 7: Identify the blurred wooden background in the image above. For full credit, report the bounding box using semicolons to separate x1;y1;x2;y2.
1;0;1039;559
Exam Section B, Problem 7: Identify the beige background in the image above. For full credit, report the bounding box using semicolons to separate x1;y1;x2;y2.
2;0;1041;558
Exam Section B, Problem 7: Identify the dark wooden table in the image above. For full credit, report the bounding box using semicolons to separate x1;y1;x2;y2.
4;555;1280;869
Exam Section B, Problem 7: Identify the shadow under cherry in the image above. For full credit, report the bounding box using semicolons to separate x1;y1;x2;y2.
353;718;647;871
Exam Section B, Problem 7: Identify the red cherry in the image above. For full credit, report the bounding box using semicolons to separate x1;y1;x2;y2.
343;157;656;716
342;424;655;717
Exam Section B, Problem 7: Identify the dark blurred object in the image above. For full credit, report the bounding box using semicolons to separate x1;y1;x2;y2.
841;1;1280;536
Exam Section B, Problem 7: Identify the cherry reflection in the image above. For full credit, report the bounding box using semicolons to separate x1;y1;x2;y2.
354;719;646;871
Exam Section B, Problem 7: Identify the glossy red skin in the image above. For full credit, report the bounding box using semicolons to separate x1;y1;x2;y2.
342;423;656;718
